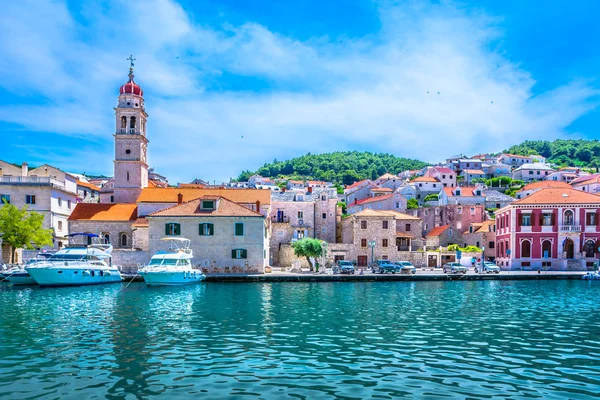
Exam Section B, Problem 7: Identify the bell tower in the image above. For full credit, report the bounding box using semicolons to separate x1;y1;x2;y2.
113;55;149;203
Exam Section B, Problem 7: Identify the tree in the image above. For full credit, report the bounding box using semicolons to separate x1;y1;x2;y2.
0;202;53;263
407;198;419;209
291;238;323;271
423;194;438;202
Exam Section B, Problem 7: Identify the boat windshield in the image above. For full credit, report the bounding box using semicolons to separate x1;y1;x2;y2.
148;258;178;266
48;254;99;261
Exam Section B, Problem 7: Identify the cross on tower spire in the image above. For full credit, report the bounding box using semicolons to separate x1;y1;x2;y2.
127;54;136;71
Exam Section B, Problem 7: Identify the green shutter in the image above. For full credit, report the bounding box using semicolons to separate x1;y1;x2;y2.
242;249;247;259
175;223;180;235
199;223;204;236
209;223;214;236
165;223;170;235
235;223;244;236
232;249;237;259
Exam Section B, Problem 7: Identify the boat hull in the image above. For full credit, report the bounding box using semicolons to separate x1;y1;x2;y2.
7;272;37;285
27;268;122;286
140;270;205;286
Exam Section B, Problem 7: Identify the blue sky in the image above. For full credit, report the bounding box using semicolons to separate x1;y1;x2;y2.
0;0;598;184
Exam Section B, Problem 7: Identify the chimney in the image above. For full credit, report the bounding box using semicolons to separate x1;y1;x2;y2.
177;193;183;204
21;162;28;177
256;200;261;213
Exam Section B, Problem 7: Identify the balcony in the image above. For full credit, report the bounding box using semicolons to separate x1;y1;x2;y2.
560;225;581;232
116;128;141;135
0;176;65;189
271;216;290;223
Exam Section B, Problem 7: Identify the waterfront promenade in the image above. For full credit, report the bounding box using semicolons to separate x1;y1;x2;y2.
123;269;586;282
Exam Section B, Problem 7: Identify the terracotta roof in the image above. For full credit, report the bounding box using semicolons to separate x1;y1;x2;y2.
463;169;485;175
413;177;440;183
521;180;570;191
501;153;531;159
395;232;415;238
443;187;483;197
371;188;393;192
475;220;495;233
148;196;264;218
432;167;454;174
306;180;328;185
427;225;450;237
354;194;394;205
377;173;397;180
132;217;149;227
76;180;101;191
572;174;600;187
178;183;206;188
68;203;138;221
136;188;270;205
345;179;373;190
571;174;599;185
352;209;421;220
512;188;600;205
288;180;304;184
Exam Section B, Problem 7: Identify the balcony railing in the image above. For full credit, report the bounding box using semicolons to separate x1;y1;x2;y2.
0;176;65;188
560;225;581;232
271;216;290;223
116;128;140;135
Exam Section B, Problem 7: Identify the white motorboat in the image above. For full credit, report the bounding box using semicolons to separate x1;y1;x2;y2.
138;238;205;286
26;233;122;286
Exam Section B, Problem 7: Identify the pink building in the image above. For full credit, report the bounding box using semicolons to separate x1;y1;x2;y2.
495;187;600;271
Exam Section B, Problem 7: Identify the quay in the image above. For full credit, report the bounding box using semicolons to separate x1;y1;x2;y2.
122;270;586;283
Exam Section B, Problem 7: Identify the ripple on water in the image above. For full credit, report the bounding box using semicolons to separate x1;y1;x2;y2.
1;280;600;399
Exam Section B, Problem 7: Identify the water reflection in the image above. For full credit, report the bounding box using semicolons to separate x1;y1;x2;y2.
0;280;599;399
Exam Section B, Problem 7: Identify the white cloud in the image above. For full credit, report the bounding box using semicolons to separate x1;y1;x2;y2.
0;0;598;183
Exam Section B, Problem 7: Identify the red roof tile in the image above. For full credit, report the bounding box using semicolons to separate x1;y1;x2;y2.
513;188;600;205
136;187;270;205
149;196;264;217
68;204;138;221
427;225;450;237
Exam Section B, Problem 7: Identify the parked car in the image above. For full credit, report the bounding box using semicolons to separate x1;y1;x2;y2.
372;260;400;274
443;262;467;274
394;261;417;274
475;261;500;274
336;260;355;274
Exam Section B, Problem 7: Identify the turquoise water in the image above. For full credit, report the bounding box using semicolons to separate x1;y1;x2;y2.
1;281;599;399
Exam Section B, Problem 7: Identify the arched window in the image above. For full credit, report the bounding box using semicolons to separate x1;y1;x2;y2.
521;240;531;258
102;233;110;244
500;241;504;257
120;233;128;247
120;116;127;129
583;240;596;257
130;116;136;132
542;240;552;258
564;209;574;225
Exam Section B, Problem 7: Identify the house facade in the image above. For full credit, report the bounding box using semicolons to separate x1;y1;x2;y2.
343;179;375;204
423;167;456;188
512;163;556;182
408;204;487;236
495;188;600;271
347;192;407;214
438;186;486;206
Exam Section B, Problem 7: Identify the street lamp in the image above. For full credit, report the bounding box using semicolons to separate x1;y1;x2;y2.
481;246;485;274
368;240;376;269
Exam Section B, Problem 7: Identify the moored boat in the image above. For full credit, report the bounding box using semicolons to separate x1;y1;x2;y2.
138;238;205;286
26;233;122;286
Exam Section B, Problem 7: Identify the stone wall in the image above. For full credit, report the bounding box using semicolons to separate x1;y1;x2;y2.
112;249;150;273
69;220;137;250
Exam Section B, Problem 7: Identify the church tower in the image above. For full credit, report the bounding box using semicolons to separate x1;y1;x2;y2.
113;56;149;203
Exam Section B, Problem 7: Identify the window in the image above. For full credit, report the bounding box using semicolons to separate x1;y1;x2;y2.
58;198;62;207
382;220;389;229
360;220;367;229
381;255;388;260
361;239;367;247
120;233;128;247
110;195;114;203
542;240;552;259
382;239;388;247
277;230;285;238
234;222;244;236
298;211;304;219
57;221;63;231
564;210;574;225
442;175;446;179
232;249;247;259
199;223;214;236
25;195;36;204
529;171;534;175
583;240;596;256
165;223;181;236
521;240;531;258
489;241;495;249
67;200;71;209
405;223;411;232
586;212;597;226
202;200;215;209
130;116;136;130
395;202;400;209
121;116;127;128
521;214;531;226
126;172;130;181
321;227;327;234
541;213;553;226
322;213;327;219
457;207;462;214
321;195;327;201
470;207;475;215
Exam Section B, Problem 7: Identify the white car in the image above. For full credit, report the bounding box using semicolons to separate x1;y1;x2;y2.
475;261;500;274
443;262;467;274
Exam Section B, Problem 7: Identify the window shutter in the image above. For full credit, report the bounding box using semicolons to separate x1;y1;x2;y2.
232;249;236;259
242;249;247;259
209;223;214;236
539;213;543;226
165;224;170;235
175;223;180;235
199;223;204;236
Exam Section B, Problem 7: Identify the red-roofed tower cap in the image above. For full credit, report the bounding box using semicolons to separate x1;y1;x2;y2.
120;70;144;96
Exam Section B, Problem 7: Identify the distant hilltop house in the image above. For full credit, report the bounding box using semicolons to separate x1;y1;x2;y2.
512;163;556;182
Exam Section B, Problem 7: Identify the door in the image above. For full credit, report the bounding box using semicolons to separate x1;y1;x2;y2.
334;255;344;263
428;255;438;267
565;239;574;259
357;256;368;267
277;210;284;222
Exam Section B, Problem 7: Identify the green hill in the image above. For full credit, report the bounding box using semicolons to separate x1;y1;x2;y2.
237;151;428;185
504;139;600;168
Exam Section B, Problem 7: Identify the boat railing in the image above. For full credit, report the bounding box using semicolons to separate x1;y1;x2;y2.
42;259;108;268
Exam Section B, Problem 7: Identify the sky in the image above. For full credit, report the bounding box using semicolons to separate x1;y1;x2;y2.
0;0;599;184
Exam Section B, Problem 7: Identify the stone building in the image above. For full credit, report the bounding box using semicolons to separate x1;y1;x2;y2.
0;161;78;251
147;196;268;273
343;179;375;204
425;225;464;249
462;220;496;259
269;188;339;266
347;191;407;214
438;186;486;206
335;209;423;267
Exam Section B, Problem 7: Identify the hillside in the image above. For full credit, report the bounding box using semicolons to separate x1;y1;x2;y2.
504;139;600;168
237;151;428;185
